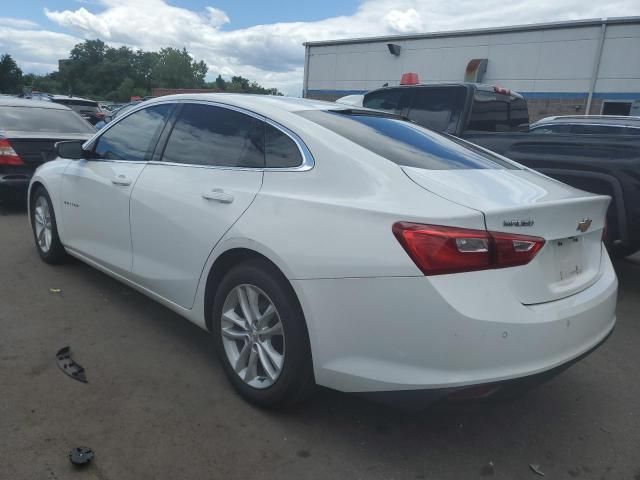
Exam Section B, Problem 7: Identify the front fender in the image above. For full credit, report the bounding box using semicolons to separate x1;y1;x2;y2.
28;159;72;241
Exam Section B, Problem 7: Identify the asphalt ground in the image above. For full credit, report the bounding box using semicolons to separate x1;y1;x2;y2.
1;202;639;480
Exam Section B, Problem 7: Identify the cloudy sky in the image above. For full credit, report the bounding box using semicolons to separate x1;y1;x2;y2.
1;0;639;95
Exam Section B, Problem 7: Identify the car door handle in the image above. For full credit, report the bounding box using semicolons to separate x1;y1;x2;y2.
111;175;133;186
202;189;234;204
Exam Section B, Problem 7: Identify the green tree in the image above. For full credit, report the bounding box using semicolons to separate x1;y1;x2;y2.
4;39;279;100
214;74;226;90
61;39;107;95
0;54;23;94
152;47;207;88
132;50;159;91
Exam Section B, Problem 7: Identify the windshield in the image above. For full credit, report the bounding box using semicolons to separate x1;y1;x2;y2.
297;110;519;170
0;106;96;134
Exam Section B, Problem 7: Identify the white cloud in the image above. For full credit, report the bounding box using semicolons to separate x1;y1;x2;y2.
0;17;39;29
0;23;80;74
0;0;638;94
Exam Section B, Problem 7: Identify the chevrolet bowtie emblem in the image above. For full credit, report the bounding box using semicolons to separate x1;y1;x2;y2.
576;218;592;233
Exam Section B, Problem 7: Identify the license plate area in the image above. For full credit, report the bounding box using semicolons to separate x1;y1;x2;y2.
555;236;584;283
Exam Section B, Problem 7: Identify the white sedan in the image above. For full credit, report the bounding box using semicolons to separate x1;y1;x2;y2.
28;94;617;407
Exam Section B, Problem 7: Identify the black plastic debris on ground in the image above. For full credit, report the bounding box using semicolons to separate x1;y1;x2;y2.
56;347;87;383
69;447;94;466
529;464;545;476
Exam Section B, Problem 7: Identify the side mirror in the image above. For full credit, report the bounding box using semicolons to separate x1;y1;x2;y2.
55;140;88;160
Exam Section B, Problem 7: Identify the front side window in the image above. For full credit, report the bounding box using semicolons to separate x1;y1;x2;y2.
297;110;518;170
530;124;571;134
94;104;172;161
162;104;264;168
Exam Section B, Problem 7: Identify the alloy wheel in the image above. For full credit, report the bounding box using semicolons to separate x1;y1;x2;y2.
220;284;285;389
34;196;53;253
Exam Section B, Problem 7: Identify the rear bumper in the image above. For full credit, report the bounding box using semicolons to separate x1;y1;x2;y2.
360;325;614;408
293;250;617;393
0;173;31;199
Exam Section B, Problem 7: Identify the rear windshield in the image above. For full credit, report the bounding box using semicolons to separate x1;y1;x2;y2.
467;91;529;132
0;106;96;134
297;110;518;170
53;99;100;113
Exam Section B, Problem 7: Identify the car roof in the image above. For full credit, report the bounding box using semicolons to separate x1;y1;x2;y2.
0;97;72;110
50;95;98;103
364;82;525;100
144;94;364;115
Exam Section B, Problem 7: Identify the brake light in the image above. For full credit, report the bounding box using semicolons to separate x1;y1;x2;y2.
0;138;24;166
493;85;511;95
392;222;545;275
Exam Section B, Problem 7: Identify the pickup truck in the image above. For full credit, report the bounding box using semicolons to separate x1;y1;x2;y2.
343;83;640;257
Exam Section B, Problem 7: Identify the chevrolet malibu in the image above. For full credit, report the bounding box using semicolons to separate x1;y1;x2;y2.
28;94;617;407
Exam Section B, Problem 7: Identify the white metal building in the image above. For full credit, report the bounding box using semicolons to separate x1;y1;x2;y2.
303;17;640;120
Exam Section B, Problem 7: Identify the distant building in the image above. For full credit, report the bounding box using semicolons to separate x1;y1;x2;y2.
303;17;640;121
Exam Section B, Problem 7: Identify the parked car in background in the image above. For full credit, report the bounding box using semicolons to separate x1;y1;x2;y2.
530;115;640;135
50;95;105;125
29;94;616;407
348;81;640;258
0;97;95;203
94;101;142;129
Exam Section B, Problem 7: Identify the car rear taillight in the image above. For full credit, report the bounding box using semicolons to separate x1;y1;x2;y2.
392;222;545;275
0;138;24;166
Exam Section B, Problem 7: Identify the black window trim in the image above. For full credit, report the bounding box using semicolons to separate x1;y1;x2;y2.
149;100;313;171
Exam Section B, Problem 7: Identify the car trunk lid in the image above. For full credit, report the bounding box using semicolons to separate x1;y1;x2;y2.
402;167;610;304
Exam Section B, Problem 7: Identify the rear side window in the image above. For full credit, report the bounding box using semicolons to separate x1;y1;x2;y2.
297;110;518;170
162;104;264;168
408;87;465;133
363;89;404;113
265;124;302;168
0;106;95;134
94;104;172;161
571;124;627;135
467;91;529;132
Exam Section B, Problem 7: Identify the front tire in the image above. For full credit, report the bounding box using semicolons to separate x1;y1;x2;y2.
212;259;315;408
31;187;68;264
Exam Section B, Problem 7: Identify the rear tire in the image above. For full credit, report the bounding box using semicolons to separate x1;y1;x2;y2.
30;187;68;264
212;259;315;408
